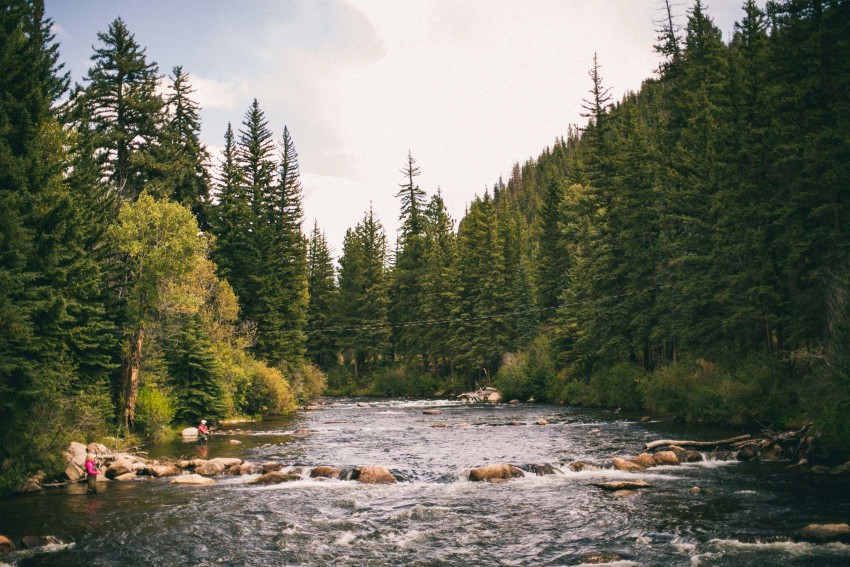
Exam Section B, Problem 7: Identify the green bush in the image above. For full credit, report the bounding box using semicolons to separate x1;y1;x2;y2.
587;362;644;409
135;385;176;442
284;361;328;403
244;362;296;416
494;334;556;402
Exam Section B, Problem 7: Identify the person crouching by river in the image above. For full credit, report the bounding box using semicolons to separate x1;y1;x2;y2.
85;453;100;493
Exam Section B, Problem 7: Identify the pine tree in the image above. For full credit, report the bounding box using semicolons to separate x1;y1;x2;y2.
306;222;338;367
150;66;211;227
167;314;226;424
80;17;164;201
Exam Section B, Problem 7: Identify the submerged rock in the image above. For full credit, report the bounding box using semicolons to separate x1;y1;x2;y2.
249;471;301;485
195;460;226;476
736;443;760;461
422;409;441;415
21;535;63;550
568;461;599;472
172;474;214;486
526;463;561;476
593;480;652;491
801;523;850;542
581;551;622;564
535;418;549;426
469;464;524;482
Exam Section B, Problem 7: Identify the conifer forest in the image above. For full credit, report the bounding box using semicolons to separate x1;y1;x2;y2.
2;0;850;492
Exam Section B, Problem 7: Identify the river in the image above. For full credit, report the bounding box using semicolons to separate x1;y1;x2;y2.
2;398;850;566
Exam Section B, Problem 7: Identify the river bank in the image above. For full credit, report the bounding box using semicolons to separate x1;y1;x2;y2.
2;398;850;566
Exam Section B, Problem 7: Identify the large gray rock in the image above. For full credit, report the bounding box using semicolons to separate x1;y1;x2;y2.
469;464;524;482
211;457;242;468
181;427;199;437
249;471;301;485
261;462;282;473
87;442;109;456
801;523;850;542
568;461;599;472
105;458;135;479
65;462;85;483
66;442;87;468
172;474;214;485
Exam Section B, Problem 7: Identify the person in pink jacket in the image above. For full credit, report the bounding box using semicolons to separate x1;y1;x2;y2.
85;453;99;493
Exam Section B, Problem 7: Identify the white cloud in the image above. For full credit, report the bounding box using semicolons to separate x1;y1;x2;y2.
191;75;244;111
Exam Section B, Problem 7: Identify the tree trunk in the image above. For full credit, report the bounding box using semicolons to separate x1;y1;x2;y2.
123;327;144;431
644;434;751;451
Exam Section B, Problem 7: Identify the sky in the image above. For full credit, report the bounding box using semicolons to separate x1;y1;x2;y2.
45;0;757;256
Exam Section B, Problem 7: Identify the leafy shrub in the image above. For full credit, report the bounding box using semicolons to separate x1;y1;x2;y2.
135;385;175;441
587;362;644;409
494;334;556;402
284;361;328;403
243;362;296;416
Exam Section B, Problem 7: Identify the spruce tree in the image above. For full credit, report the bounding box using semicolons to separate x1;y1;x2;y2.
167;314;226;424
306;222;338;367
81;17;164;201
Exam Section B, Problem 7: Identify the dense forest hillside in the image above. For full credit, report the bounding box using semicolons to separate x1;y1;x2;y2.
1;0;849;492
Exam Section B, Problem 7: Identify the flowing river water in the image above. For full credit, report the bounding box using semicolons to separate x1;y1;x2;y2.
2;398;850;566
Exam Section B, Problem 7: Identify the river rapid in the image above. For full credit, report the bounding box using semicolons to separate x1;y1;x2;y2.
2;398;850;566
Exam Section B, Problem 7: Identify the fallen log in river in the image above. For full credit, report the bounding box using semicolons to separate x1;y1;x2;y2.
644;434;751;451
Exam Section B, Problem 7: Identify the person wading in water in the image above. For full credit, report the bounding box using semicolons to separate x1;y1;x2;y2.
198;419;209;442
85;453;100;493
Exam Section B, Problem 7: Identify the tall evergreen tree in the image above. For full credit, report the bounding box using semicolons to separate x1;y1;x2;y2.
167;314;226;424
80;17;163;201
306;222;338;367
150;66;211;227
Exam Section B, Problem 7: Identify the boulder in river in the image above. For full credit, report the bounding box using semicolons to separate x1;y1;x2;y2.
147;464;181;478
581;551;622;563
87;442;109;456
112;472;138;482
612;457;645;472
469;464;524;482
172;474;214;486
181;427;199;438
310;465;342;478
310;466;341;479
509;399;520;405
195;460;226;476
65;462;85;483
568;461;599;472
593;480;652;491
354;466;396;484
535;418;549;426
0;534;14;553
632;453;657;468
652;451;680;466
249;471;301;485
261;462;282;473
66;442;87;469
423;409;441;415
800;523;850;542
431;422;447;428
21;535;63;550
106;458;135;479
736;443;760;461
526;463;561;476
211;457;242;468
18;471;44;493
830;461;850;475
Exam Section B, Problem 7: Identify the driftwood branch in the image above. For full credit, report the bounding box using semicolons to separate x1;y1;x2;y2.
644;434;751;451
